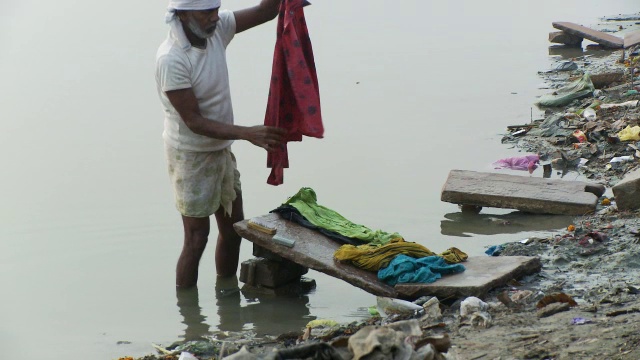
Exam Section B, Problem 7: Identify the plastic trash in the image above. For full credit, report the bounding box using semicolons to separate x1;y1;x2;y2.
178;352;198;360
617;125;640;141
572;130;587;143
421;297;442;321
599;100;639;109
536;73;595;107
571;317;593;325
459;297;492;327
459;297;488;318
306;319;339;328
492;154;540;173
582;107;596;121
610;156;634;163
376;296;423;317
610;156;635;169
554;61;578;72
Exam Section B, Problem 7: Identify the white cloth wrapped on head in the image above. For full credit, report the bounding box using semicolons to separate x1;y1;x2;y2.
165;0;222;50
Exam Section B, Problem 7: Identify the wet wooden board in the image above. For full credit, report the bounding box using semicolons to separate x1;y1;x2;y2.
553;22;623;49
441;170;604;215
234;213;399;298
625;31;640;49
235;213;542;300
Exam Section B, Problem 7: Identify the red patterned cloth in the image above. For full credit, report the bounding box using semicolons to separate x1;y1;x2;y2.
264;0;323;186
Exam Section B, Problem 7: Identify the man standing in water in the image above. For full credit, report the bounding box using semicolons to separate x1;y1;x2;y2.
156;0;286;287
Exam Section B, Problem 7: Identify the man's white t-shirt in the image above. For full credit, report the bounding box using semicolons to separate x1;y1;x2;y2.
156;10;236;152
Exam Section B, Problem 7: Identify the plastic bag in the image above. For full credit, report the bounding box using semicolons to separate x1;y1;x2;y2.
536;73;595;107
618;125;640;141
492;154;540;173
582;108;596;121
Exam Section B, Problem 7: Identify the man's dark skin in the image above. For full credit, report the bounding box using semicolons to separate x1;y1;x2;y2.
165;0;286;288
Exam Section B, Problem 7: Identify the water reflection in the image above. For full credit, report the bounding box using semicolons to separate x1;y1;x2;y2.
176;287;212;341
440;211;573;237
233;290;315;336
548;45;584;58
548;44;616;59
177;277;315;339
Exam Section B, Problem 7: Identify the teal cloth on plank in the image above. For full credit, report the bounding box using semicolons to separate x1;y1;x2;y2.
378;254;466;286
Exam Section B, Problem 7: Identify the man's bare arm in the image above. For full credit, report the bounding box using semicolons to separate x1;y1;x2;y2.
165;88;285;150
233;0;281;34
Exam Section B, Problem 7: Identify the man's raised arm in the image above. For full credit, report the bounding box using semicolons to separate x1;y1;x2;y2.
233;0;282;34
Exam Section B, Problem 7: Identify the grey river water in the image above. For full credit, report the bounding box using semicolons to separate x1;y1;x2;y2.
1;1;638;358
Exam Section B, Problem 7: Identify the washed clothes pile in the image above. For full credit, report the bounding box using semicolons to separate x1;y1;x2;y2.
272;188;467;285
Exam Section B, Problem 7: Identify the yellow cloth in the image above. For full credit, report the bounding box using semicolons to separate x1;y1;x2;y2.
334;240;468;272
439;247;468;263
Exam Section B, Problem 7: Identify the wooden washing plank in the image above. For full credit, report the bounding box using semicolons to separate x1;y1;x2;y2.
441;170;604;215
625;31;640;49
234;213;399;298
553;22;623;49
235;213;544;300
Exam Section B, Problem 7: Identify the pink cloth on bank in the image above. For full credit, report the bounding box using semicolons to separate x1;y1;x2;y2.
492;154;540;174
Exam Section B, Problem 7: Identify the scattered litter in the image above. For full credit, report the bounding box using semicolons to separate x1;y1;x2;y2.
460;297;489;318
573;129;588;143
492;154;540;173
618;126;640;141
554;61;578;72
376;296;423;317
536;293;578;309
511;290;534;303
537;302;570;318
306;319;339;329
536;73;595;107
178;352;198;360
571;317;593;325
582;107;596;121
599;100;639;109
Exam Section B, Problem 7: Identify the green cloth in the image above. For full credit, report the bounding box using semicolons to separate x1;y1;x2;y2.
283;187;402;246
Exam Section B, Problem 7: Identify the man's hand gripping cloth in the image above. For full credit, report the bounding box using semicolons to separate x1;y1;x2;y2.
264;0;324;185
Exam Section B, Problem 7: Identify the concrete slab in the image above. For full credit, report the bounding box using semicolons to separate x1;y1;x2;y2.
553;22;623;49
441;170;604;215
612;167;640;211
395;256;541;300
235;213;543;300
625;31;640;49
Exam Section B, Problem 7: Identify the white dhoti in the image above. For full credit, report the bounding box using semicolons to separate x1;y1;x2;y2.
165;145;241;217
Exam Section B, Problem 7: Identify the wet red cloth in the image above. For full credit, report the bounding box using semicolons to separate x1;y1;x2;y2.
264;0;323;186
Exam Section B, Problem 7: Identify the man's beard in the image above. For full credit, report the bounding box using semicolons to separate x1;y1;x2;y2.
186;15;216;39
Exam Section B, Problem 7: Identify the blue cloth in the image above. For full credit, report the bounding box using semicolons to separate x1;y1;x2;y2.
377;255;466;286
485;245;504;256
